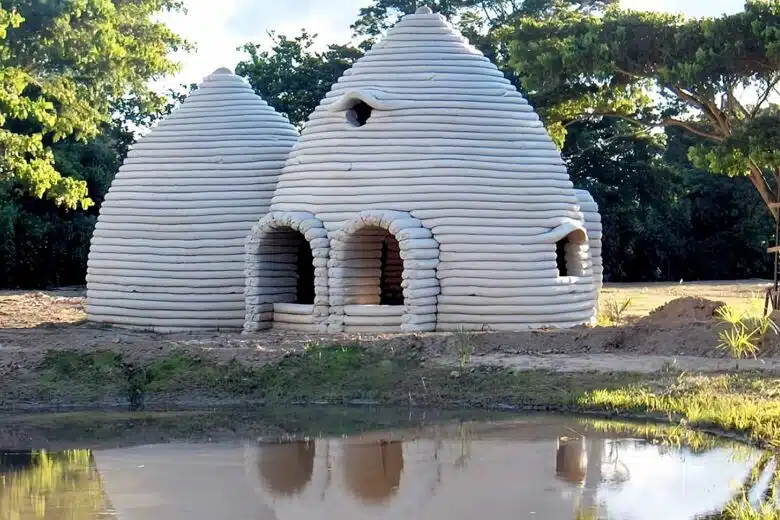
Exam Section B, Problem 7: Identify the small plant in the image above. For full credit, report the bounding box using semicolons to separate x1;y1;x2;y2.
715;305;779;368
596;297;633;326
454;327;474;373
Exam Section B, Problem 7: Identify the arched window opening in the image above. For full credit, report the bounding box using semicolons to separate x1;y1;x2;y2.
346;100;373;127
556;231;587;278
556;238;569;277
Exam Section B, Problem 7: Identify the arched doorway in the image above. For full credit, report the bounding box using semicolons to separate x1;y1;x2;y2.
329;211;440;333
245;212;329;332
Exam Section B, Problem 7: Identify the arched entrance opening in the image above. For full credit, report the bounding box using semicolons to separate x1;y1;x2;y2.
333;225;406;333
244;212;329;332
329;211;440;334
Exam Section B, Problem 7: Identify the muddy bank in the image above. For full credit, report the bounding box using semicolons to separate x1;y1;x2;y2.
1;289;778;412
1;289;773;369
0;313;773;371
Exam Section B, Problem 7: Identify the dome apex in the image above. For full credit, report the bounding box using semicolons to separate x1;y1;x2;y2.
212;66;233;75
415;5;433;14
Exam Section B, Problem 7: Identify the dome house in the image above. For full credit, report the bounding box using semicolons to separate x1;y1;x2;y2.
87;68;298;331
244;6;602;333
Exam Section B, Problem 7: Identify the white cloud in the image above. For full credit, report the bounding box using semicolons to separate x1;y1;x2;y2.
153;0;369;92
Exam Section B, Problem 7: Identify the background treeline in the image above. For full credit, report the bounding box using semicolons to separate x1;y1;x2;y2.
0;0;775;288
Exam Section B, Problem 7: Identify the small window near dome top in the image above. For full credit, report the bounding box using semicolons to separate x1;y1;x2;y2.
346;100;373;127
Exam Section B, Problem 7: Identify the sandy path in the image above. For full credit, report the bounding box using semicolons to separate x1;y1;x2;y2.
440;353;780;373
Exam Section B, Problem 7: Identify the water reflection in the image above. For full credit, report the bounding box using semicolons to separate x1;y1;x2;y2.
0;450;104;520
342;440;404;504
258;441;316;497
556;437;587;486
2;415;775;520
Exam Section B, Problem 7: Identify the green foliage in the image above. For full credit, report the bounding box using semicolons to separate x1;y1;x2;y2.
0;0;188;209
715;305;779;361
235;32;363;127
567;120;773;281
509;0;780;215
0;81;193;289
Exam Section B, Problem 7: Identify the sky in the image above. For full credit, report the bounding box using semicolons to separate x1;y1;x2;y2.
154;0;747;92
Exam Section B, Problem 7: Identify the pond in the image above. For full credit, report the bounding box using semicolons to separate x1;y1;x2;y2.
0;408;774;520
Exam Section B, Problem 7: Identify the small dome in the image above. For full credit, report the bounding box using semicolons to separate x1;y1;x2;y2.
87;69;298;331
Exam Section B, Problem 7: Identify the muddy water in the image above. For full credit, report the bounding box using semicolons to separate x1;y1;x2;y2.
0;413;773;520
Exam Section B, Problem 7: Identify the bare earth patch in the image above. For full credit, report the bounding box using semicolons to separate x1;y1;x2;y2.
0;280;778;376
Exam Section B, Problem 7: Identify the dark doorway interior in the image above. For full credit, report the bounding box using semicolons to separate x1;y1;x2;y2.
295;234;315;305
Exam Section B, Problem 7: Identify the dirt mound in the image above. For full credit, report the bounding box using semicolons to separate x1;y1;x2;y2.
638;297;726;327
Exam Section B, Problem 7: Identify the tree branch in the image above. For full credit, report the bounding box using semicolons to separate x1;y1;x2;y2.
748;160;778;220
666;85;727;133
661;118;725;141
591;111;725;141
752;76;780;118
726;82;749;120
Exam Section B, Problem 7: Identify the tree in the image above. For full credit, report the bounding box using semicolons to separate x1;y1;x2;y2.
235;32;363;127
508;0;780;217
0;0;187;210
0;81;195;289
565;119;772;281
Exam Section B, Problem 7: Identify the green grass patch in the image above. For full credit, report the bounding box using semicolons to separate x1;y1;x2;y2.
580;373;780;449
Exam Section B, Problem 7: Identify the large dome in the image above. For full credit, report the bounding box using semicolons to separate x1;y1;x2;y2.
87;68;298;331
246;6;599;332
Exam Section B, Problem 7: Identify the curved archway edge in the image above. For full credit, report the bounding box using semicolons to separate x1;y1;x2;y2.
244;211;330;333
328;210;440;333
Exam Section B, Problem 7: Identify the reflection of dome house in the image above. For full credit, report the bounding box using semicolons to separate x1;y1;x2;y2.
342;440;404;504
86;68;298;331
257;441;316;497
245;6;603;333
247;437;442;520
556;437;587;486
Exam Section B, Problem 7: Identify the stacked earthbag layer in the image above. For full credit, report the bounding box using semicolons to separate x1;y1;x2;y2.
87;68;298;332
267;7;598;331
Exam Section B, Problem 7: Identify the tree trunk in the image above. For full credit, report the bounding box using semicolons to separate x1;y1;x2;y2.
748;163;778;221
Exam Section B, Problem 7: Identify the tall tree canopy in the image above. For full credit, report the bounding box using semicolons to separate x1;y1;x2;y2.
508;0;780;217
235;32;363;127
0;0;187;209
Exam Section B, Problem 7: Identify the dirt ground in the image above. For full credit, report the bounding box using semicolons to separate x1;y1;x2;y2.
1;280;779;375
601;279;770;319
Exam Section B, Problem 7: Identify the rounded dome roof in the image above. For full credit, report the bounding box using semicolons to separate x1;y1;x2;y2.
264;8;597;331
87;67;298;331
270;8;578;221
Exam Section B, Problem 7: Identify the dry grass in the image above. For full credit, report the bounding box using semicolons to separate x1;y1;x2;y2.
0;288;86;328
601;279;770;320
